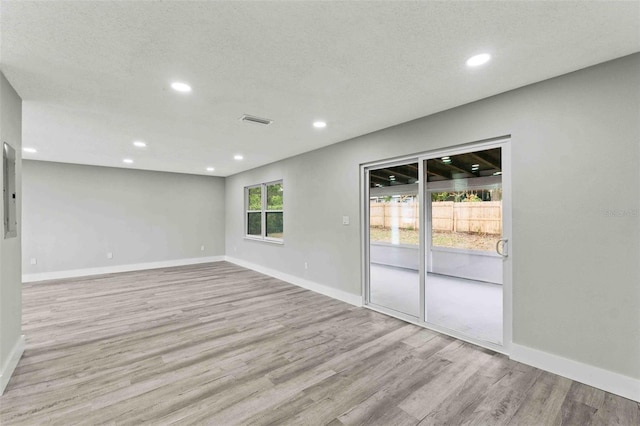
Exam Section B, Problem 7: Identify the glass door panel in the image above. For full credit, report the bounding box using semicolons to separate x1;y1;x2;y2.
368;162;420;317
425;147;504;344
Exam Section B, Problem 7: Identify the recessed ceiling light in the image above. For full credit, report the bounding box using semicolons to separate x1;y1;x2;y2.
234;155;243;160
441;156;450;160
313;121;327;129
466;53;491;67
23;147;37;153
133;141;147;148
123;158;134;164
206;167;215;172
493;171;502;175
472;164;480;168
171;81;192;93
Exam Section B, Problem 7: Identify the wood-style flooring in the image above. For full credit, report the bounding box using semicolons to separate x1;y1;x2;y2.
1;262;638;425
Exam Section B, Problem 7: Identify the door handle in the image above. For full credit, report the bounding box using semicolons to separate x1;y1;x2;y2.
496;239;509;257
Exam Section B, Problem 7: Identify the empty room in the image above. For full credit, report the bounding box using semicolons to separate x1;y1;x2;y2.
1;1;639;425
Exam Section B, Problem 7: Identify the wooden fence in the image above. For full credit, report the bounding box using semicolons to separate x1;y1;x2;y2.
370;201;502;234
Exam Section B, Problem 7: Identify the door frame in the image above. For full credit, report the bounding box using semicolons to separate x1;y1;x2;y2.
360;137;512;355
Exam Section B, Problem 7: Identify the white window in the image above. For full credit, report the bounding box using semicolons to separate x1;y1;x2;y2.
245;180;283;242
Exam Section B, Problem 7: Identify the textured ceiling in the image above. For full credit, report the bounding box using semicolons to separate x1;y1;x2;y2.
1;1;639;176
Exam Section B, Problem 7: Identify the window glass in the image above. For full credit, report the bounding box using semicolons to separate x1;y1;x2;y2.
247;212;262;236
426;147;502;252
248;186;262;211
266;212;283;238
266;183;283;210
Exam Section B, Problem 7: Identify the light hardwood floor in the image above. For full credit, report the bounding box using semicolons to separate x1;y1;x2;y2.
1;262;638;425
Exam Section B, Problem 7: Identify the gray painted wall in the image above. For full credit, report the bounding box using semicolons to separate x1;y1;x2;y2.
22;161;225;274
0;72;22;374
225;54;640;379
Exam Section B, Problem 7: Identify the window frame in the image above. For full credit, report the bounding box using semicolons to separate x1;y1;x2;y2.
244;179;284;243
245;184;263;239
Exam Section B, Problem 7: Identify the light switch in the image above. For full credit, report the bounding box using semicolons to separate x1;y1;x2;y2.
342;216;350;225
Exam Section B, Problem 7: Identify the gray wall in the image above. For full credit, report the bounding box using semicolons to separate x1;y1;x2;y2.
0;72;22;377
226;54;640;380
22;161;225;274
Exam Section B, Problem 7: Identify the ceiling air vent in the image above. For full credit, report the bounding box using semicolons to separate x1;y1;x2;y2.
240;114;273;126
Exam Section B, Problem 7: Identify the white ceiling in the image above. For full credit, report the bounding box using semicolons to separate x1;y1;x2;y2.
2;1;639;177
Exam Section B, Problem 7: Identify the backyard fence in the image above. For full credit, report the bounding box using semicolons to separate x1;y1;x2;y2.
370;201;502;235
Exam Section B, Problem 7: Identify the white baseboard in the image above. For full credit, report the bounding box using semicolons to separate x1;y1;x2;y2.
224;256;363;307
511;343;640;402
0;335;25;395
22;256;226;283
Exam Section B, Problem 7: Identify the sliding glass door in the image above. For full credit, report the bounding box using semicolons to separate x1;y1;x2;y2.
363;140;510;350
424;147;505;344
365;160;421;318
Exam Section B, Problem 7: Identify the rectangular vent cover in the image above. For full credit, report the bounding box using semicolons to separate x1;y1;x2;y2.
240;114;273;126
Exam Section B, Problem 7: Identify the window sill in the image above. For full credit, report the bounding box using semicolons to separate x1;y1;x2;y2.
244;236;284;245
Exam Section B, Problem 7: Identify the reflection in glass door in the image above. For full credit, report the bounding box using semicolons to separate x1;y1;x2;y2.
367;161;421;317
425;147;504;344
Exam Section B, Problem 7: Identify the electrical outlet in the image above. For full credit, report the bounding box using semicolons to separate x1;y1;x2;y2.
200;245;205;251
30;258;37;265
342;216;350;225
107;252;113;259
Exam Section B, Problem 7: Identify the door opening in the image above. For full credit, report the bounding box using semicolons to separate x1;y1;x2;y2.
363;139;511;352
